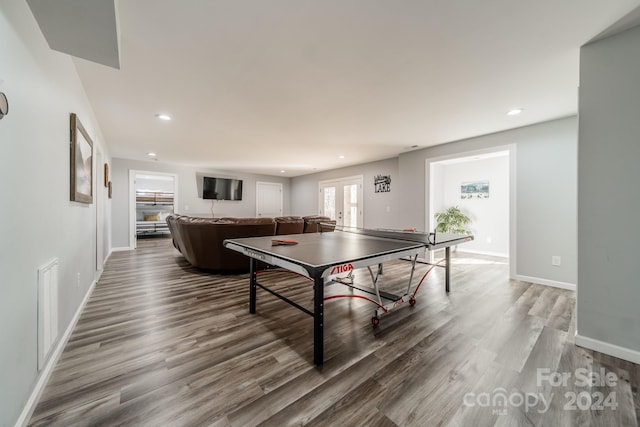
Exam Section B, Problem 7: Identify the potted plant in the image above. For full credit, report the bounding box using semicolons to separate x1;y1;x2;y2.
434;206;471;235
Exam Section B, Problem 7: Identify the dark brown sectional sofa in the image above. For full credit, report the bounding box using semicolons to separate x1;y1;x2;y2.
166;214;335;272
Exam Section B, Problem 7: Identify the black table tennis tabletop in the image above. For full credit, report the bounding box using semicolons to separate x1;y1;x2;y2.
224;228;472;365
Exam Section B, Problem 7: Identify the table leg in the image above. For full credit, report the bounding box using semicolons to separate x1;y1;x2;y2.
249;258;257;313
313;275;324;365
445;246;451;293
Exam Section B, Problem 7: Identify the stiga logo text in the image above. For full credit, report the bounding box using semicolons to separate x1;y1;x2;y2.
330;263;354;275
245;250;265;260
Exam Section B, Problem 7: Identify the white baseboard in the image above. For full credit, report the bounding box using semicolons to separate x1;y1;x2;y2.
575;333;640;365
111;246;131;252
457;248;509;258
515;274;576;291
15;279;98;427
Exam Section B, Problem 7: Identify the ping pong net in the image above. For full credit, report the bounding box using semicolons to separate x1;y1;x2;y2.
324;224;437;246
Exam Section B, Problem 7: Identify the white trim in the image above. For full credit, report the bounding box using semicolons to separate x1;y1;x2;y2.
575;333;640;365
515;274;576;291
457;248;509;258
129;170;179;250
15;279;98;427
508;144;517;280
255;181;283;217
425;144;516;268
318;175;364;228
111;246;131;252
128;170;136;250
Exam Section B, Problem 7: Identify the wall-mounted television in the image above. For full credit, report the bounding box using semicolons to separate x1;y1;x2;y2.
202;176;243;201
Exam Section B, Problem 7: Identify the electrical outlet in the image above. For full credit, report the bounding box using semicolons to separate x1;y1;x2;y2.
552;256;561;266
76;272;81;288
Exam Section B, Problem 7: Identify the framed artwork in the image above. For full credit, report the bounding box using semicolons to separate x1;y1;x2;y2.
374;174;391;193
108;181;112;199
104;163;109;187
461;180;489;199
70;113;94;204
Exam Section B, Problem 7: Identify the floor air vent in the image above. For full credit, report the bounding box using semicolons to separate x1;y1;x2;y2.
38;258;59;371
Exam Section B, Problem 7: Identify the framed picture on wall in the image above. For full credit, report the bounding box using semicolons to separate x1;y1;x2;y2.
461;180;489;199
70;113;94;204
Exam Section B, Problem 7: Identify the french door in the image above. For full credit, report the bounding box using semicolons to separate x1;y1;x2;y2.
319;176;363;228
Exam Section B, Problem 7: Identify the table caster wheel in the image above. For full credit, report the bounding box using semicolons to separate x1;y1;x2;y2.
371;317;380;326
409;298;416;306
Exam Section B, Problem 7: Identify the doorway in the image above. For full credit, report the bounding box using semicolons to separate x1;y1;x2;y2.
319;176;363;228
427;146;514;274
128;171;178;249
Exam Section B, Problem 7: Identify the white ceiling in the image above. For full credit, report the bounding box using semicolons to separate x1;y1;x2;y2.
66;0;640;177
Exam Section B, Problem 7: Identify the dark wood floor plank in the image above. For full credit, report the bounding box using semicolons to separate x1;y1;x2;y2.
26;238;638;426
546;294;575;333
406;346;498;426
528;287;561;321
452;362;521;427
304;378;396;427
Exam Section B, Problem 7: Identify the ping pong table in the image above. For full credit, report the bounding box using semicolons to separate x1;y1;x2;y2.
223;227;472;365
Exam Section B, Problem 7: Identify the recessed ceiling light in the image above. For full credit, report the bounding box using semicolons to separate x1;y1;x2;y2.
507;108;523;116
280;170;285;173
155;113;171;121
338;155;345;159
147;152;157;157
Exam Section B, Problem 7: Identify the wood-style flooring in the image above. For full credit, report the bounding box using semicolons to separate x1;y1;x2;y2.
28;237;639;426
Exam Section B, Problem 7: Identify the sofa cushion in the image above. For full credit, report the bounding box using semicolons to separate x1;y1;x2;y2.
303;215;337;233
275;216;304;235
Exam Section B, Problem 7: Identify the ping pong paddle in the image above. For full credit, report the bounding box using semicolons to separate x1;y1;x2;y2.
271;239;298;246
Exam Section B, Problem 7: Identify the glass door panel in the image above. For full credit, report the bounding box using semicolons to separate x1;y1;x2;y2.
319;177;363;228
343;184;358;228
322;186;336;220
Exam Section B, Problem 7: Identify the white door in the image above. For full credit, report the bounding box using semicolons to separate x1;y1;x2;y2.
319;176;363;228
256;182;283;217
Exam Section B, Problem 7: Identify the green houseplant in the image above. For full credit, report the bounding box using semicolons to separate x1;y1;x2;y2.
434;206;471;234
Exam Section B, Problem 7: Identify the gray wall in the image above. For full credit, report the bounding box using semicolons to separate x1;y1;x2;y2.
111;158;292;248
291;158;400;229
397;117;578;285
0;1;110;425
577;25;640;357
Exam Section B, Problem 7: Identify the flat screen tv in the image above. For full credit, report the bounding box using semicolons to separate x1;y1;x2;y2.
202;176;243;201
